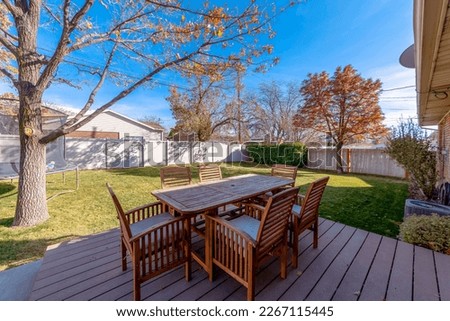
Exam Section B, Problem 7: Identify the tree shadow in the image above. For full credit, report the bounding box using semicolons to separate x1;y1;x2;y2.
0;234;82;270
0;217;14;227
0;183;16;196
107;166;164;179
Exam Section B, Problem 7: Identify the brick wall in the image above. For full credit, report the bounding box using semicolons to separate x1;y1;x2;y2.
66;131;119;139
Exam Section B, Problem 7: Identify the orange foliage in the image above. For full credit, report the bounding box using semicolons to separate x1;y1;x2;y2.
294;65;387;142
294;65;388;172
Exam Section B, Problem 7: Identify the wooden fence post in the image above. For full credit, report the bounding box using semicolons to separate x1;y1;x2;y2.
347;149;352;173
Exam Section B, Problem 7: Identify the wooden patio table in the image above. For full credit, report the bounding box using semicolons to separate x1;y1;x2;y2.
151;173;295;272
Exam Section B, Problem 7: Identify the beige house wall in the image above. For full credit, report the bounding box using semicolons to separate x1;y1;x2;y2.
438;114;450;182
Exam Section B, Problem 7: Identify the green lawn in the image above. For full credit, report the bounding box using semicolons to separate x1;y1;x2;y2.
0;163;408;271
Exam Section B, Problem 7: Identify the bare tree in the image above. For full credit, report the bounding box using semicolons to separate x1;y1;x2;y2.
0;0;301;226
137;115;165;130
167;74;235;141
250;81;301;143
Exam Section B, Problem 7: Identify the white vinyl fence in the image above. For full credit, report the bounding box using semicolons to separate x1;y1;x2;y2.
0;135;405;179
307;147;406;178
0;136;246;174
64;138;245;169
0;135;66;178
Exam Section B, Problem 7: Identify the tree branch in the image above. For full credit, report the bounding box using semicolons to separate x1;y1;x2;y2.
40;49;198;143
36;0;94;92
68;7;153;53
145;0;228;18
0;32;18;57
42;2;62;25
2;0;23;18
0;67;18;85
57;41;119;132
0;26;19;42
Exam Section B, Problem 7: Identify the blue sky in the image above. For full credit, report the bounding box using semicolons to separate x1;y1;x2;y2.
1;0;416;129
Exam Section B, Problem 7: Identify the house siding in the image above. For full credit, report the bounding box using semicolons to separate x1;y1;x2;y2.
74;111;163;141
439;114;450;182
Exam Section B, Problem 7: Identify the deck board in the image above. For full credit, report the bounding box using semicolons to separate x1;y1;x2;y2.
386;241;414;300
435;251;450;300
331;232;381;300
29;219;450;301
414;246;440;301
306;228;368;301
280;224;355;301
359;236;396;301
256;219;340;301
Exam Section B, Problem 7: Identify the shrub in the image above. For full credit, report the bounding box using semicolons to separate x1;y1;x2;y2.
385;118;437;200
245;143;307;167
399;214;450;254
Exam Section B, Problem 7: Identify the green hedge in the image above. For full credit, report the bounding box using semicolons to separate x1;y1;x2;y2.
399;214;450;254
245;143;308;167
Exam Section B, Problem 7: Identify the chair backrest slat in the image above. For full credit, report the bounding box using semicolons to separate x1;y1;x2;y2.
271;164;298;187
160;166;192;189
199;164;222;182
106;183;133;244
257;187;299;255
300;176;329;223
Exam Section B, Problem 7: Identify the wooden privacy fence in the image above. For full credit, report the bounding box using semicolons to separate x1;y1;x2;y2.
307;147;406;178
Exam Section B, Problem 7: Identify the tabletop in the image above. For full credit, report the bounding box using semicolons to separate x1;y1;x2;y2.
151;174;295;215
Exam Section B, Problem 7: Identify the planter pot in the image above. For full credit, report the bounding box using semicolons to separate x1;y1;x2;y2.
404;199;450;218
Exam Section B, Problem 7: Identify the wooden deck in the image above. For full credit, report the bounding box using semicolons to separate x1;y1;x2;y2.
29;218;450;301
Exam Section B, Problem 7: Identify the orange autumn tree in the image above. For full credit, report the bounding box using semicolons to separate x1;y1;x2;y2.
0;0;301;227
294;65;388;173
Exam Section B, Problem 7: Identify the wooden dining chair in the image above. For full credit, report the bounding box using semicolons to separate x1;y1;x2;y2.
195;164;241;235
198;164;239;212
160;166;192;189
289;176;329;268
255;164;298;203
106;183;191;301
198;163;222;182
159;166;193;217
206;186;299;300
271;164;298;184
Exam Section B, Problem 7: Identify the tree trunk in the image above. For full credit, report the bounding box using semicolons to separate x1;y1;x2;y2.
13;137;48;226
12;5;49;226
335;142;344;174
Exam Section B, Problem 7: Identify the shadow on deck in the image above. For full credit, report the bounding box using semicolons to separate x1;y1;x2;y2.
29;218;450;301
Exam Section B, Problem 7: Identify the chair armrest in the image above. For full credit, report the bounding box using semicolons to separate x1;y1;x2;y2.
242;202;265;220
125;201;164;224
296;194;305;206
206;215;257;247
244;202;265;212
129;215;187;243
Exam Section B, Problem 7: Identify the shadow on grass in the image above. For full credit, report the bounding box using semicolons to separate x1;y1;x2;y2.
0;234;83;270
105;162;273;180
108;164;407;237
0;217;14;227
106;166;163;178
0;183;16;197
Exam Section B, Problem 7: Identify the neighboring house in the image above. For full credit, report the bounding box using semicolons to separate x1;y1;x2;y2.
0;97;68;177
0;97;68;134
401;0;450;183
66;110;164;141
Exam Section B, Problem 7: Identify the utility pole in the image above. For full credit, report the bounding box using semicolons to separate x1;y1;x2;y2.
236;68;243;144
